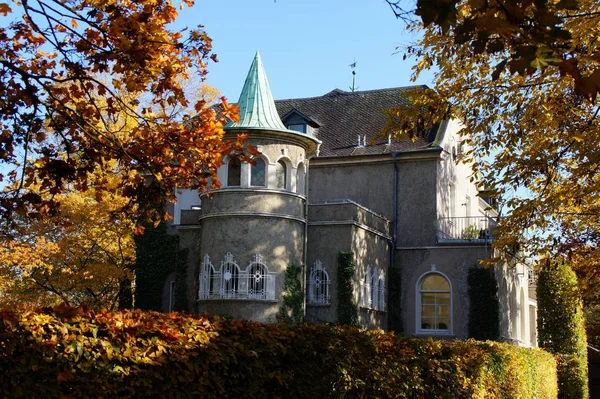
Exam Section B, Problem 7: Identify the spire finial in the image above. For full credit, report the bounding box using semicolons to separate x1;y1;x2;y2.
349;60;359;92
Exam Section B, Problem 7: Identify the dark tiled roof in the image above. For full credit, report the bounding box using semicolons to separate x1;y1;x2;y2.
274;86;440;157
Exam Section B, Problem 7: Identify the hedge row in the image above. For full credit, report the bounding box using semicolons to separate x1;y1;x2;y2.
0;306;557;398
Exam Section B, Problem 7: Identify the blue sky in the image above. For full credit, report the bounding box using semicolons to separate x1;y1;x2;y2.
175;0;434;102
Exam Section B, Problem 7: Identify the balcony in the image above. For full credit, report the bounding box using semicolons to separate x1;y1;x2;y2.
437;216;497;244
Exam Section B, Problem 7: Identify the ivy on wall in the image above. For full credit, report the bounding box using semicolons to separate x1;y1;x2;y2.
134;223;188;312
277;264;304;324
467;267;500;340
337;251;358;325
387;267;403;334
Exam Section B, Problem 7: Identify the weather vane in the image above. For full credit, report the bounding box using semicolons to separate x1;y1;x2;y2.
349;60;359;92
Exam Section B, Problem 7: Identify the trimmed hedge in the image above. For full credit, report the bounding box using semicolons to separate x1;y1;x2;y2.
537;260;589;399
0;306;557;398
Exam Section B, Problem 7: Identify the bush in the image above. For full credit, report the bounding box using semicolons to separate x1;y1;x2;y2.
0;305;557;398
537;260;589;399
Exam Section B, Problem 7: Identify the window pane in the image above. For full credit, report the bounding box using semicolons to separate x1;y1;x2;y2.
422;304;435;316
437;305;450;317
227;158;241;186
276;160;287;189
421;318;435;329
287;124;306;133
422;293;436;305
437;318;450;330
437;293;450;305
250;158;266;186
421;274;450;291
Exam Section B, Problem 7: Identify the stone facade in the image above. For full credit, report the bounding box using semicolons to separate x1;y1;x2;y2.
164;53;537;346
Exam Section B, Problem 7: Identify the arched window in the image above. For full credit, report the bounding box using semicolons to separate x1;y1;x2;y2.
378;269;386;311
221;252;240;298
363;266;372;307
227;158;241;187
510;282;519;339
371;266;379;310
296;162;306;195
199;254;217;299
250;157;266;187
247;261;267;299
276;160;287;189
308;260;330;304
418;273;451;333
520;287;527;344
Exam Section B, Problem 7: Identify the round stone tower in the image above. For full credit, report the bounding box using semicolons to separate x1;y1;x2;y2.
196;52;320;321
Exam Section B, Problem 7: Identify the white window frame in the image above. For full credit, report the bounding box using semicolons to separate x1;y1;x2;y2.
378;269;386;311
307;260;330;305
249;156;268;187
371;266;378;310
296;162;306;195
198;253;275;301
416;272;453;335
225;157;242;187
362;266;371;308
274;157;293;191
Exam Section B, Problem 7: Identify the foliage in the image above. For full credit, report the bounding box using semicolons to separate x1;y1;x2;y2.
384;0;600;272
0;167;135;309
0;305;558;398
277;264;304;324
556;354;589;399
386;0;600;99
133;223;187;312
0;0;249;229
337;251;358;325
468;267;500;341
537;260;588;399
462;225;480;240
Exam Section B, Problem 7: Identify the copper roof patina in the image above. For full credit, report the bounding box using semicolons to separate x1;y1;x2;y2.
225;51;291;133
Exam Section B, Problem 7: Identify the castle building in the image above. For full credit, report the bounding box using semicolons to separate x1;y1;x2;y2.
167;52;537;344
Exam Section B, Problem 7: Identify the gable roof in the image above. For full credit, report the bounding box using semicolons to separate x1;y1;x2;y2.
274;87;441;157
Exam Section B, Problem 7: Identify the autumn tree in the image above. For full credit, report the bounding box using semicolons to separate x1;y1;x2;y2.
0;0;247;232
384;0;599;261
0;165;136;310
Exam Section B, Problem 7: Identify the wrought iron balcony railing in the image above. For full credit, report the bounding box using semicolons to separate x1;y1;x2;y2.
437;216;497;242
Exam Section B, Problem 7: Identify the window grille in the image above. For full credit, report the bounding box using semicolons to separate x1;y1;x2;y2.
221;252;240;299
199;254;218;299
250;158;266;187
308;260;330;304
198;253;275;300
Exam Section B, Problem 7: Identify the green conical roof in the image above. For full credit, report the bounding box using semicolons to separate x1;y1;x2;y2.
226;51;289;132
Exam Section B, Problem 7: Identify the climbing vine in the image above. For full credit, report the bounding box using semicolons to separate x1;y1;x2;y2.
467;267;500;340
134;223;188;312
337;251;358;325
277;264;304;324
387;267;403;334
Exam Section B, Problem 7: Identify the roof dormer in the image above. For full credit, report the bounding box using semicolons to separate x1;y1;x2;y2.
281;108;320;135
